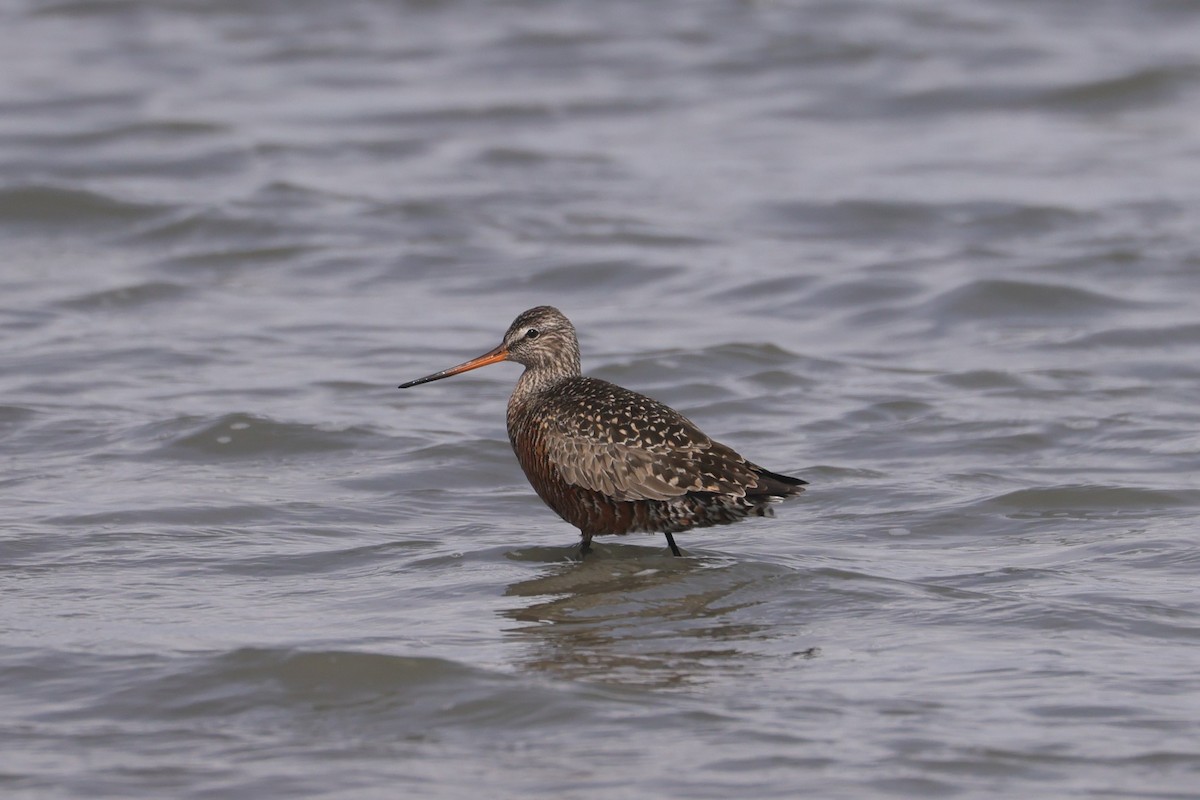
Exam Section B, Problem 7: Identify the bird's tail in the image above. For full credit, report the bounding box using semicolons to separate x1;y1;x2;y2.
750;466;808;498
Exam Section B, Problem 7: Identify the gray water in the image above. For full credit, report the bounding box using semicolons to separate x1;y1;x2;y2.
3;1;1200;797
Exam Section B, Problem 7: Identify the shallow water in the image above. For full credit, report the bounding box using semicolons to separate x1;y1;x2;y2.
3;1;1200;798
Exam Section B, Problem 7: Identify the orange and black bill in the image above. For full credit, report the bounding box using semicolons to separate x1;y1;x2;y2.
398;344;509;389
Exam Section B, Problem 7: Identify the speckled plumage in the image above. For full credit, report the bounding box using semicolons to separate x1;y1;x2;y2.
400;306;806;555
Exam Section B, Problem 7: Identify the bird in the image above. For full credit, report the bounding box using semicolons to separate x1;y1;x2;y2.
398;306;806;557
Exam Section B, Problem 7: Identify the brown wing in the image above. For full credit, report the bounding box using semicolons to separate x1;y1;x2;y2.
539;378;761;502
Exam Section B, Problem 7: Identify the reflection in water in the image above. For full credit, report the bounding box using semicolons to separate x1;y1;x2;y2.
502;544;793;687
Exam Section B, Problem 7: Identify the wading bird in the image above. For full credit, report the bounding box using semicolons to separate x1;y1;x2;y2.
399;306;806;556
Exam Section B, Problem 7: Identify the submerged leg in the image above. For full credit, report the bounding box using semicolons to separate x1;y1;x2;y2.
579;534;593;559
664;532;682;557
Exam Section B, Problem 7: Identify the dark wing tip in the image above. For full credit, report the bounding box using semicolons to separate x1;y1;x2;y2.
751;467;808;497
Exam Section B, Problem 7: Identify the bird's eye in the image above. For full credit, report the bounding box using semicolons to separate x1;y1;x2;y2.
524;328;540;340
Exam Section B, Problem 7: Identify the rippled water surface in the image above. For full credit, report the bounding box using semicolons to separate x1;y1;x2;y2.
3;1;1200;798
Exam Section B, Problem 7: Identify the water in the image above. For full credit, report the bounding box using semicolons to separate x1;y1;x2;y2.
3;1;1200;797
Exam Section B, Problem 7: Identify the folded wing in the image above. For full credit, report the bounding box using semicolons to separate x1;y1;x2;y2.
539;378;763;502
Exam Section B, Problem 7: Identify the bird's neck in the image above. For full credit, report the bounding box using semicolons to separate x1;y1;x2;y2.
507;366;566;438
513;362;578;401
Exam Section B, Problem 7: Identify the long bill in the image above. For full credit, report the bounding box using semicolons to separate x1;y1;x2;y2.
398;343;509;389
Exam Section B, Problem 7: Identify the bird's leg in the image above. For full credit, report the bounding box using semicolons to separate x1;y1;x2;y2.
579;534;592;560
664;532;682;557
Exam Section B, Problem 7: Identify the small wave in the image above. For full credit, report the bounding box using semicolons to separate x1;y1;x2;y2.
719;274;817;302
802;277;924;310
501;260;683;292
154;243;318;274
126;207;298;249
840;399;935;425
75;648;502;721
1056;323;1200;350
27;118;229;147
755;199;1086;242
1043;65;1200;114
0;185;168;226
473;146;613;171
831;64;1199;119
63;647;645;736
57;281;191;311
0;404;37;428
157;413;374;460
361;96;660;128
924;278;1138;323
985;485;1200;517
937;370;1030;390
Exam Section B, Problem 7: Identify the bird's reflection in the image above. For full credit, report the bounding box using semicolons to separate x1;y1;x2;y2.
502;543;784;687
